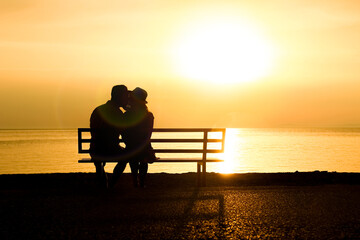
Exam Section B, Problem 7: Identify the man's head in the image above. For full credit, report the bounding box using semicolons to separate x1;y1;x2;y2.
111;85;128;107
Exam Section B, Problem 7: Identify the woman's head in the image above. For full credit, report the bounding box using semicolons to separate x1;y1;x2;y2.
129;87;148;108
131;87;148;103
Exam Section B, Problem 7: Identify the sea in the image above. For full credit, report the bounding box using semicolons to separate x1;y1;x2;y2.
0;128;359;174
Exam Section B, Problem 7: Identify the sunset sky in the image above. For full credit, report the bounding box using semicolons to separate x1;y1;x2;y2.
1;0;360;129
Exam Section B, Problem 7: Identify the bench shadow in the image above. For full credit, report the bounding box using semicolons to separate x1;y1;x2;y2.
99;187;227;238
170;188;226;238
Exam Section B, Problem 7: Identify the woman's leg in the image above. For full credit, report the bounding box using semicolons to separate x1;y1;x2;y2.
129;160;140;187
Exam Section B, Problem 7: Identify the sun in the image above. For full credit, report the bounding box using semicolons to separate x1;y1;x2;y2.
172;17;275;84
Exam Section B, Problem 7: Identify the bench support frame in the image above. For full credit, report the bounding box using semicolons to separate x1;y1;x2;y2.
78;128;226;187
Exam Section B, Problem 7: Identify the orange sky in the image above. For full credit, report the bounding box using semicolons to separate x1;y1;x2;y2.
1;0;360;129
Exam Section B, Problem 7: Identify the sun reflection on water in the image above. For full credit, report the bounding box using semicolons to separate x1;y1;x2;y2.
219;128;244;174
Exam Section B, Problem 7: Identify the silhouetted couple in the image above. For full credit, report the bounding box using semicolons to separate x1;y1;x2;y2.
89;85;156;189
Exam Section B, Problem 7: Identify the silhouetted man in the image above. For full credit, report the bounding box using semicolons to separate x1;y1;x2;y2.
89;85;128;188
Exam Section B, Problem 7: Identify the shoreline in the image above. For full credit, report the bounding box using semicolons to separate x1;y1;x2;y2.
1;171;359;191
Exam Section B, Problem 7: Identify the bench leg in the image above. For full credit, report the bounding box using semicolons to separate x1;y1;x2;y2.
202;162;206;187
197;162;207;187
197;163;201;187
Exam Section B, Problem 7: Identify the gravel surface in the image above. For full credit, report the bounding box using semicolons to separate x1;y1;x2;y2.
1;173;359;239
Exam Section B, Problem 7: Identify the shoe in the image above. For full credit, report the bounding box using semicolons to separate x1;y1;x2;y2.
139;180;146;188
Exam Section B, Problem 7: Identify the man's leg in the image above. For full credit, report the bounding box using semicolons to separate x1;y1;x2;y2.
138;162;148;188
94;162;107;188
109;161;127;188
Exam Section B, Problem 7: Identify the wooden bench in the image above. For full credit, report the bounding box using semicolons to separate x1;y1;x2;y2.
78;128;226;186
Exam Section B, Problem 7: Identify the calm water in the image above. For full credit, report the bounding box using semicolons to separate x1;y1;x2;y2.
0;128;359;174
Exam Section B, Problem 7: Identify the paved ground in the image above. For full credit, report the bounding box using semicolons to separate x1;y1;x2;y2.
1;173;360;239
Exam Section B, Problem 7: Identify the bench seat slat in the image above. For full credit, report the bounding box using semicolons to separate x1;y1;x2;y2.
78;128;225;132
151;139;223;143
152;128;225;132
79;158;224;163
79;139;223;143
79;150;90;154
153;158;224;162
79;149;223;154
154;149;223;153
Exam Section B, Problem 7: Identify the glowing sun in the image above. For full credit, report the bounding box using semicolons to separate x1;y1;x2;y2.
172;18;275;84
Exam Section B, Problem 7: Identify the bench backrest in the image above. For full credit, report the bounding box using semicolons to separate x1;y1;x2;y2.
78;128;226;158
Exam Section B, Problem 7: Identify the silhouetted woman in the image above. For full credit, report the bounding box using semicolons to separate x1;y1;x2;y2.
122;87;156;188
